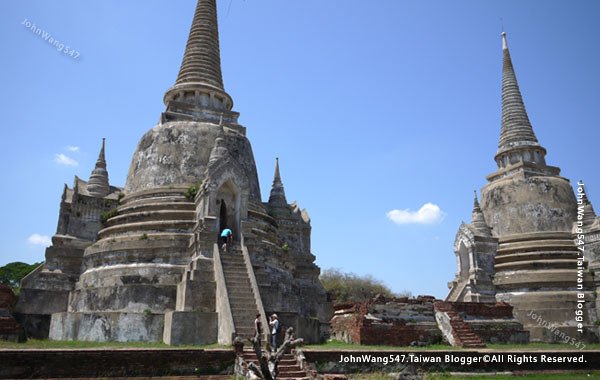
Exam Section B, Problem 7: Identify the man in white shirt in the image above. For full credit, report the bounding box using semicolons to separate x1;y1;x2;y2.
269;314;279;351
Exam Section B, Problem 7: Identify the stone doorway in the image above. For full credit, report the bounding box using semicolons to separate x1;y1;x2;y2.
219;200;228;237
215;180;240;241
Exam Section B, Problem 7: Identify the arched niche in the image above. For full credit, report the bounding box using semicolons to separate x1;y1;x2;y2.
458;240;471;280
216;179;241;241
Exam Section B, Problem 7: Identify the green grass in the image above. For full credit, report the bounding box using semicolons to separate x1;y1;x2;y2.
303;340;455;351
302;340;600;351
346;373;600;380
341;373;600;380
487;343;600;351
0;339;229;350
427;372;600;380
3;339;598;352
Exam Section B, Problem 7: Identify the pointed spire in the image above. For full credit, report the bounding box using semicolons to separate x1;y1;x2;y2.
163;0;233;113
471;191;492;236
495;33;547;168
87;138;110;197
274;157;282;185
268;157;288;207
176;0;224;89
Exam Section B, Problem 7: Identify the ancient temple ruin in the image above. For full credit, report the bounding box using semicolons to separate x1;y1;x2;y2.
15;0;331;344
447;33;600;342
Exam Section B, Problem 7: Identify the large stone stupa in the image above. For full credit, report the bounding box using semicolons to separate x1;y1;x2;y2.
16;0;331;345
447;33;600;342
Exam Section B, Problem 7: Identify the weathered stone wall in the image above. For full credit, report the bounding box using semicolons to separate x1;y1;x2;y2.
330;304;361;343
15;177;121;339
331;296;442;346
66;192;119;241
163;311;217;345
125;121;261;200
49;312;165;342
332;298;530;346
244;205;332;342
481;175;577;236
468;320;529;344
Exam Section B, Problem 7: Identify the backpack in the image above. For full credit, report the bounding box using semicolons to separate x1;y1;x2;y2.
275;320;282;334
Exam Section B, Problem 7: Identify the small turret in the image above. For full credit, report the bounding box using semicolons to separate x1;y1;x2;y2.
87;138;110;198
268;157;288;208
579;182;597;228
471;191;492;236
208;117;229;164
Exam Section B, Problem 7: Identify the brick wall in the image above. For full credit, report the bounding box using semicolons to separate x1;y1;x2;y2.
330;296;442;346
0;349;234;379
0;286;16;310
359;320;440;346
450;302;514;319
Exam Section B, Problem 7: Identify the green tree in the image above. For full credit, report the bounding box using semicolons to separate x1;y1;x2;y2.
0;261;42;292
320;268;411;303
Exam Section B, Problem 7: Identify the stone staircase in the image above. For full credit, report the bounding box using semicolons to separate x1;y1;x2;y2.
241;349;310;380
434;302;485;348
220;244;261;339
445;278;468;302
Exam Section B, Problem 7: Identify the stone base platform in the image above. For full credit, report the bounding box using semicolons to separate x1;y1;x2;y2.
49;312;165;342
497;290;599;343
163;311;218;345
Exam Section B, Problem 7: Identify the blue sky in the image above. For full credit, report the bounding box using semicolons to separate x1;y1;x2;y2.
1;1;598;298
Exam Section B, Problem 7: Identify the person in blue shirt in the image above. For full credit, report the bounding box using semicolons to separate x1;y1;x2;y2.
220;228;232;250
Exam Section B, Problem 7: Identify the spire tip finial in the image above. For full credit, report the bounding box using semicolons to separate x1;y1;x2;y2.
473;190;481;209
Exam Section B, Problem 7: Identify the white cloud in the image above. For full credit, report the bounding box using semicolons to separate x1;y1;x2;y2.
66;145;80;152
386;203;445;225
54;153;78;166
27;234;51;247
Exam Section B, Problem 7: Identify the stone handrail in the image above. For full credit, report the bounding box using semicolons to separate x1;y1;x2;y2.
446;278;467;302
213;243;235;344
19;262;45;288
240;234;269;340
434;310;457;346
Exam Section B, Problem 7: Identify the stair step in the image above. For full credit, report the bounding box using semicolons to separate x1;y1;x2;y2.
230;305;258;310
278;372;308;378
232;310;257;317
227;282;252;288
223;273;250;279
228;286;255;294
223;268;249;274
229;302;257;310
233;322;255;328
222;261;245;266
225;281;251;287
222;264;247;269
232;317;254;322
229;292;254;303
